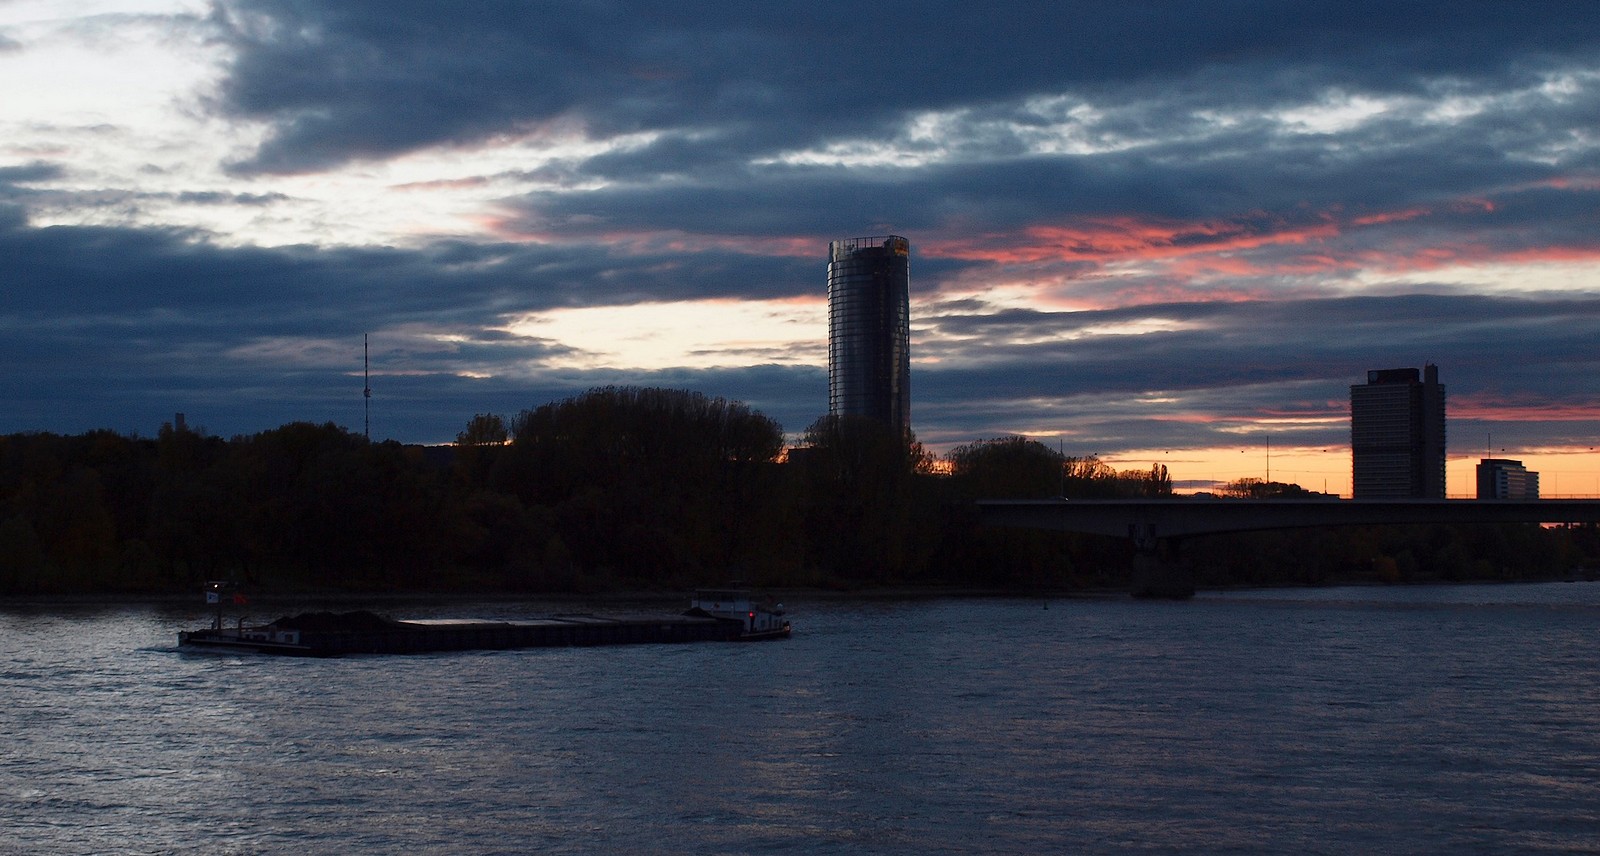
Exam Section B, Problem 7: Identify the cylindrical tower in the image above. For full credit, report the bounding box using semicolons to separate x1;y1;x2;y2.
827;235;911;432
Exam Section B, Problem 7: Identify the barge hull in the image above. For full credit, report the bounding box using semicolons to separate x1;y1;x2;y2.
180;612;763;657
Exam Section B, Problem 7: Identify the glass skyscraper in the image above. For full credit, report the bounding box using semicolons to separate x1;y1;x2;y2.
827;235;911;432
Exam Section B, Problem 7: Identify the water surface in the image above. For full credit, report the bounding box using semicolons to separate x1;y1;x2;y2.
4;584;1599;853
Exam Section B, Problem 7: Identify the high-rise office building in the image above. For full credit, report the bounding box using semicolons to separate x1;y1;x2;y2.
1476;458;1539;499
1350;364;1447;498
827;235;911;432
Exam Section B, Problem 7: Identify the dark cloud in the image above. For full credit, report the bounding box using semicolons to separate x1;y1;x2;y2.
0;162;64;185
0;215;828;330
6;0;1600;483
201;0;1600;327
493;86;1600;259
211;0;1600;174
173;190;290;206
909;293;1600;454
0;213;830;439
5;194;1596;456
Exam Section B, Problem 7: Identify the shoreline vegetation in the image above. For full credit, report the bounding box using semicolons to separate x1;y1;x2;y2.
4;577;1598;612
4;386;1597;599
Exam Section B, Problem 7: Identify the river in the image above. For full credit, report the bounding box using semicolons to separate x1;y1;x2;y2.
4;583;1599;854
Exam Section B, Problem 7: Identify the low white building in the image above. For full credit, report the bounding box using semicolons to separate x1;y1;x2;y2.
1476;458;1540;499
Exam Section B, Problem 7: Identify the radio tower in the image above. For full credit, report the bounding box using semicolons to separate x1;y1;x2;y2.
363;334;372;441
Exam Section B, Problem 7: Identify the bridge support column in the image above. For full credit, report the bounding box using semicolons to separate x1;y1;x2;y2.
1127;525;1194;599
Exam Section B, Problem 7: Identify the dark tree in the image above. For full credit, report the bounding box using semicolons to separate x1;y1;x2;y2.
946;435;1064;499
502;386;788;584
457;413;508;446
793;414;937;581
1220;477;1323;498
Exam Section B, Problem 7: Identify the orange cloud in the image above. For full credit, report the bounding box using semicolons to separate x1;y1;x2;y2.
925;214;1343;266
1147;412;1236;425
1349;240;1600;273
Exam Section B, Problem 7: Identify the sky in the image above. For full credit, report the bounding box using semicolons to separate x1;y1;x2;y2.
3;0;1600;495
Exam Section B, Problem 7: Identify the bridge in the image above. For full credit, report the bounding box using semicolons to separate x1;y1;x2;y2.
976;498;1600;598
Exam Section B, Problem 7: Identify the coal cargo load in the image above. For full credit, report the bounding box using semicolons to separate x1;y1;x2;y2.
269;611;743;655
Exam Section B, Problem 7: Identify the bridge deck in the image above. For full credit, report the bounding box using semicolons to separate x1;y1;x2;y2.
977;498;1600;541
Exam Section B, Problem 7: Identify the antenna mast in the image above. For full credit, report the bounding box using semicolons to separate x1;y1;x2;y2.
363;334;371;441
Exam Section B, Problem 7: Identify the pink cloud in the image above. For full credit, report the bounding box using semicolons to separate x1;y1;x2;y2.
1451;395;1600;422
1350;207;1432;226
921;189;1600;284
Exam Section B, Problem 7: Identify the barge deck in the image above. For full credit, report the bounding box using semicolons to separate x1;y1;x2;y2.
178;586;791;657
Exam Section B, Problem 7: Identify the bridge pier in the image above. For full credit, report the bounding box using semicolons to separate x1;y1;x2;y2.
1127;525;1194;599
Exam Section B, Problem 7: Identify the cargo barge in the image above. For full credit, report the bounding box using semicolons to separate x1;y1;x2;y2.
178;586;790;657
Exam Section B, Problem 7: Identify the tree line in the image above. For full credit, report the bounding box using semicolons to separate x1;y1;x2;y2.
1;385;1594;595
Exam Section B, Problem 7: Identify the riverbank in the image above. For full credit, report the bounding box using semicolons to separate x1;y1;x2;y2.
0;583;1082;608
6;572;1594;610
